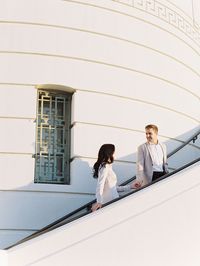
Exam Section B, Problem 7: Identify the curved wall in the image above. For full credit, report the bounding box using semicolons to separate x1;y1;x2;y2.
0;0;199;247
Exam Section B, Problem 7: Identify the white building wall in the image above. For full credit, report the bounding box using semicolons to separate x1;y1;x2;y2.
192;0;200;26
0;0;199;247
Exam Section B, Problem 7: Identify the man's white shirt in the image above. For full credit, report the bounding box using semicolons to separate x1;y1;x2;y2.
148;143;164;172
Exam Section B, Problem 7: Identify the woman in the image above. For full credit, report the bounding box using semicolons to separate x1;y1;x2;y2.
91;144;134;212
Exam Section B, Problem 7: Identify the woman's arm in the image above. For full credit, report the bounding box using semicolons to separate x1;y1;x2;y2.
91;202;102;212
95;165;109;204
117;184;131;192
117;181;140;192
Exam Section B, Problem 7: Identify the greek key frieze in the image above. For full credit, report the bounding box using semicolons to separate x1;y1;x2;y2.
112;0;200;46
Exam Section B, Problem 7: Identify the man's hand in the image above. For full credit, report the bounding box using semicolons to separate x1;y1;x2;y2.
131;180;143;189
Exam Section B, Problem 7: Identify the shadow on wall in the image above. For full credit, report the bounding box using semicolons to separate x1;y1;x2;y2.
0;160;93;249
3;125;200;206
3;125;199;199
8;125;200;192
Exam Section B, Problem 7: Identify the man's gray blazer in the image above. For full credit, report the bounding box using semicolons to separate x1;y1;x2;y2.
136;142;168;185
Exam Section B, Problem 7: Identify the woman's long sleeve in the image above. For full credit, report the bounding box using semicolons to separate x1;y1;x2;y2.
96;166;108;204
117;184;131;192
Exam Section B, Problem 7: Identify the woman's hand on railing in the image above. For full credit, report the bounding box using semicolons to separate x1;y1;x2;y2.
91;202;102;212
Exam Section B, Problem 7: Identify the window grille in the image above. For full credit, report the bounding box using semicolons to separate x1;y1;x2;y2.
34;90;71;184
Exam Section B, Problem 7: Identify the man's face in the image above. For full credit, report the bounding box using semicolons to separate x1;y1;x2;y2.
145;128;158;144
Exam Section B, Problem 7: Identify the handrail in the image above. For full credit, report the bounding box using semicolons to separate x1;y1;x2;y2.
103;157;200;208
6;157;200;250
116;128;200;186
5;129;200;249
167;128;200;158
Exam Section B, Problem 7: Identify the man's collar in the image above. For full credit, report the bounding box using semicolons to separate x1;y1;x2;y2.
147;140;159;145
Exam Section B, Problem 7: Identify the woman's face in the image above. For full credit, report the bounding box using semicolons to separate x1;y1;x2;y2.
112;151;115;160
108;151;115;162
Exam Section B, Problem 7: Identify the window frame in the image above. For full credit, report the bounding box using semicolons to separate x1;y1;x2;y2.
34;89;72;185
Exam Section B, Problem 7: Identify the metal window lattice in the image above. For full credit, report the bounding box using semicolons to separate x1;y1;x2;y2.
35;90;71;184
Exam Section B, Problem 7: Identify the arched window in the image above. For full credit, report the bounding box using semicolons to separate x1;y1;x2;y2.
34;89;72;184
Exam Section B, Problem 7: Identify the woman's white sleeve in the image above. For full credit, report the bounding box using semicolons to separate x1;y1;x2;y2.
96;166;108;204
117;184;131;192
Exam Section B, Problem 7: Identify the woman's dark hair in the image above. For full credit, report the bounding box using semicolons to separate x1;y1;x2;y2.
93;144;115;178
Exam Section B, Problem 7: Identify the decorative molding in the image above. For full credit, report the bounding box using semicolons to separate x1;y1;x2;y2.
113;0;200;46
70;155;136;164
36;84;76;93
0;116;35;120
0;189;94;195
0;228;37;232
1;51;199;103
0;21;200;77
63;1;200;58
71;122;200;150
0;152;32;156
74;89;200;123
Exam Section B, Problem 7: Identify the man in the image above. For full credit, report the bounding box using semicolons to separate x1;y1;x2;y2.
134;124;168;188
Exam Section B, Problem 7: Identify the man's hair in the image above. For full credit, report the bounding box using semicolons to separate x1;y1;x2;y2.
145;124;158;133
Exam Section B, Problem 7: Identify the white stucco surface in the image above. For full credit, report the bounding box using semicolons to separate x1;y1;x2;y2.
0;0;199;247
